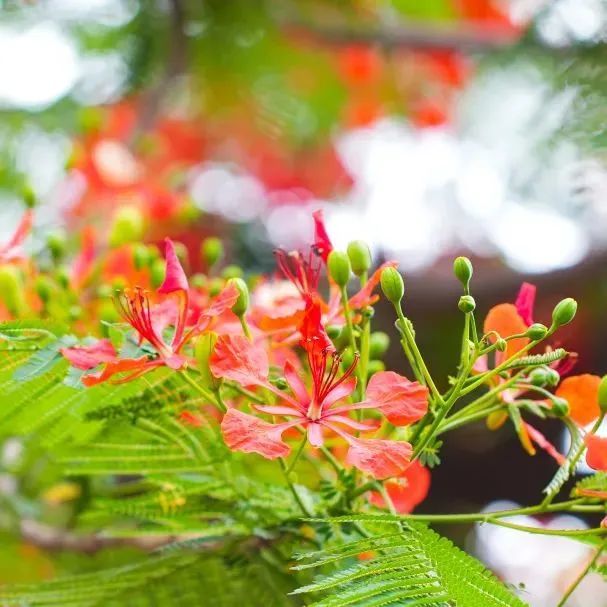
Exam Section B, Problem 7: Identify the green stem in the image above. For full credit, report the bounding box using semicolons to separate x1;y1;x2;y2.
279;458;311;517
285;437;307;475
239;315;252;341
557;539;606;607
181;370;226;413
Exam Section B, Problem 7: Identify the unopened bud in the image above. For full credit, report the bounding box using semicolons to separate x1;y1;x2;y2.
367;360;385;378
487;410;508;431
21;184;37;208
526;323;548;341
47;231;66;262
369;331;390;359
229;278;249;317
326;325;340;339
551;298;577;328
453;256;473;290
208;277;223;297
35;276;53;304
380;267;404;304
271;377;289;390
150;258;165;289
132;243;150;270
334;325;353;351
458;295;476;313
201;237;223;268
528;367;550;387
0;265;26;315
551;396;569;417
222;265;243;280
545;368;560;388
598;375;607;414
347;240;372;276
328;251;351;287
496;338;507;352
109;206;145;248
190;273;207;289
194;333;221;390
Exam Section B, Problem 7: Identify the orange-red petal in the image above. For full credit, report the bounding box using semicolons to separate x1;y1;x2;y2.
483;303;529;360
585;433;607;471
345;437;412;478
556;374;601;426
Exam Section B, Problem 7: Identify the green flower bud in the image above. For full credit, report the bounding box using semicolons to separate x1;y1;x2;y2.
458;295;476;313
496;338;507;352
526;323;548;341
369;331;390;359
132;243;151;270
190;273;207;289
551;396;569;418
109;206;145;248
35;276;53;304
270;377;289;390
327;251;351;287
99;299;120;323
0;265;26;316
150;258;166;289
47;231;66;263
340;349;355;369
21;183;37;208
229;277;249;317
380;267;404;304
208;277;223;297
55;266;70;290
367;360;385;378
334;325;353;351
453;256;473;289
201;237;223;268
551;298;577;328
222;265;243;280
545;368;560;388
347;240;372;276
194;332;221;390
598;375;607;414
326;325;341;339
97;284;113;299
68;305;82;321
528;367;550;387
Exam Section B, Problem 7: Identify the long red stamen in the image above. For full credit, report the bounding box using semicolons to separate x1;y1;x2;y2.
274;249;321;296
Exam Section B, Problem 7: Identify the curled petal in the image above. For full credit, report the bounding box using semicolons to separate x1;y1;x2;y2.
365;371;429;426
210;334;269;386
81;357;159;386
585;434;607;471
158;238;189;294
524;423;566;465
61;339;117;370
556;374;601;426
221;408;292;459
322;377;357;409
349;261;397;310
299;295;334;354
204;282;240;317
345;437;412;478
515;282;536;326
483;303;529;361
284;360;310;408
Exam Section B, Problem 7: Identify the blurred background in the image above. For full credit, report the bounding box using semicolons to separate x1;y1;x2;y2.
1;0;607;604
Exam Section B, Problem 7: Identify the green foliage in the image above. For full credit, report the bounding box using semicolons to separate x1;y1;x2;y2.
292;520;529;606
572;472;607;497
503;348;567;370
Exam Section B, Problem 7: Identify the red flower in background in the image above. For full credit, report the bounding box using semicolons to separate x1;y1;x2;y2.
0;210;33;264
369;461;431;513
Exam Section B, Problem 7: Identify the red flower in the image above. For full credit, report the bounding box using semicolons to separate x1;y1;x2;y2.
368;461;431;514
210;299;429;478
585;433;607;471
62;238;238;385
556;374;601;427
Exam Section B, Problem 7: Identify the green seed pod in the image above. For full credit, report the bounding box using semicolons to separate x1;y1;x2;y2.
108;205;145;248
132;243;151;270
201;237;223;268
193;332;221;390
347;240;372;276
598;375;607;414
369;331;390;359
453;256;473;289
229;278;249;317
0;265;26;316
551;298;577;328
545;368;560;388
190;273;207;289
380;267;404;304
222;265;243;280
150;258;166;289
526;323;548;341
551;396;569;418
528;367;550;387
458;295;476;313
367;360;385;378
496;338;507;352
327;251;351;287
